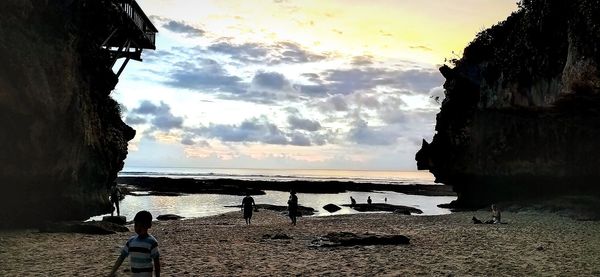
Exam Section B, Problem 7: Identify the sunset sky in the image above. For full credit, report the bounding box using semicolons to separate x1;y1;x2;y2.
114;0;517;170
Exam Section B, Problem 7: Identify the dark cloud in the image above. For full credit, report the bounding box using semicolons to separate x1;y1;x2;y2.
252;71;291;91
316;94;349;112
347;119;399;146
323;67;443;95
351;55;374;66
410;45;433;51
164;59;246;94
181;136;195;145
125;115;147;125
193;118;289;145
289;132;311;146
130;101;184;131
293;84;328;96
162;20;205;37
207;41;327;65
287;115;322;131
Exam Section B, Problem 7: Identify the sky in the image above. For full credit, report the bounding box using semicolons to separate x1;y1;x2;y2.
114;0;518;171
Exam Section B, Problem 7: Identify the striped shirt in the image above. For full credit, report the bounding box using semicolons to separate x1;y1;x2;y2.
120;234;160;276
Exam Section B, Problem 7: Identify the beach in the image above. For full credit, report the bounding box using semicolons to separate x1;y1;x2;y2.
2;210;599;276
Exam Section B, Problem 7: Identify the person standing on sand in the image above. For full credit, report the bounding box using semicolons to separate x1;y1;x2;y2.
350;196;356;207
367;196;372;205
110;210;161;277
288;189;298;226
110;183;121;217
241;192;256;225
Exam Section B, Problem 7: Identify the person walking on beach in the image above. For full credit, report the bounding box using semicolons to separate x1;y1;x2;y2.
110;210;161;277
288;189;298;226
367;196;372;205
241;192;256;225
384;197;387;203
350;196;356;207
110;183;122;217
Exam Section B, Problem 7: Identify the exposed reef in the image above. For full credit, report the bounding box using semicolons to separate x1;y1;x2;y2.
0;0;138;227
417;0;600;208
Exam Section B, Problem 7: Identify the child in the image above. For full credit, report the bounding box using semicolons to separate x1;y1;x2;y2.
109;210;161;277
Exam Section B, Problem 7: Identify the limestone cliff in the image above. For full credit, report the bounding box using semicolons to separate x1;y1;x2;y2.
417;0;600;207
0;0;136;226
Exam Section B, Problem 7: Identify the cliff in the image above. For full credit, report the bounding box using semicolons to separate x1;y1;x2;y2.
416;0;600;208
0;0;136;226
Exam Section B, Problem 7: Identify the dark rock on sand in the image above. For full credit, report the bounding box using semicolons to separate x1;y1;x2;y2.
311;232;410;247
40;221;129;235
225;204;316;216
157;214;184;221
323;204;342;213
102;216;126;225
262;233;292;240
342;204;423;215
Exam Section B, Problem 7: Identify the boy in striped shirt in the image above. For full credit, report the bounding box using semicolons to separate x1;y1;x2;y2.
110;210;161;277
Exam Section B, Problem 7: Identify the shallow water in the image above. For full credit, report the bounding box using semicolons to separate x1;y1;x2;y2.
89;190;456;221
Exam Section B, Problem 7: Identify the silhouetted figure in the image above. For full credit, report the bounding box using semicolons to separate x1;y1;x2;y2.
350;196;356;207
384;197;387;203
110;184;121;216
472;204;503;224
288;190;298;226
491;204;501;224
367;196;372;205
241;193;256;225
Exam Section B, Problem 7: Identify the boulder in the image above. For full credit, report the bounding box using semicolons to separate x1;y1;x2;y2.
322;204;341;213
341;203;423;215
102;216;126;225
157;214;184;221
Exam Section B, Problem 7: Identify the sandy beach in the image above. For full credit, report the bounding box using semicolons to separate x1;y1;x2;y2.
1;210;599;276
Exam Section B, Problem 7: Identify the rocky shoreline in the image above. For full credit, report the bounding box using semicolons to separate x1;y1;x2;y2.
116;176;456;197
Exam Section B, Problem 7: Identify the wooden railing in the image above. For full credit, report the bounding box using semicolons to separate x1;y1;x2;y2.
116;0;157;47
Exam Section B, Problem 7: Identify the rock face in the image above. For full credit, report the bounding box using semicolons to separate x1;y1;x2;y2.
416;0;600;208
0;0;136;226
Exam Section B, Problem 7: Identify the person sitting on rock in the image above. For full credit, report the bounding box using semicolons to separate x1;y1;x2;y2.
491;204;501;224
109;183;122;217
367;196;372;205
350;196;356;207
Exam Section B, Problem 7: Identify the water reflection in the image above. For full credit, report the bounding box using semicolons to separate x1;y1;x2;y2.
89;191;456;221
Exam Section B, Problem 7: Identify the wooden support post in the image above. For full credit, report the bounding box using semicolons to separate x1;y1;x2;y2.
116;57;131;78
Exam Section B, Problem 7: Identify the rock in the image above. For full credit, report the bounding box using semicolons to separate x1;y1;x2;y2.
225;204;316;216
40;221;128;234
311;232;410;247
341;204;423;215
322;204;341;213
262;233;292;240
157;214;184;221
102;216;126;225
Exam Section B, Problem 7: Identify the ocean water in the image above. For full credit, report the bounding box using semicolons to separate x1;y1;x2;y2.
89;168;456;221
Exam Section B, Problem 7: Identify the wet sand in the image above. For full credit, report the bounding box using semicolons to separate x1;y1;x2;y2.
1;210;599;276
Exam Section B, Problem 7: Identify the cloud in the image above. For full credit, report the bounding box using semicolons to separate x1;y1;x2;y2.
287;115;322;131
347;118;399;146
207;40;327;65
162;20;205;37
129;101;184;131
409;45;433;51
164;59;246;94
322;67;443;95
251;71;291;91
125;115;147;125
316;94;349;112
350;55;374;66
289;132;311;146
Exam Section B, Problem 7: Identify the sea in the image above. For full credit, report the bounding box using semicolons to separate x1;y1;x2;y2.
89;167;457;221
